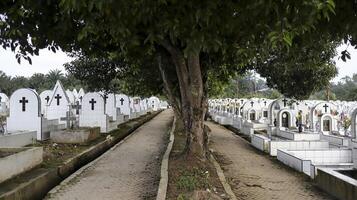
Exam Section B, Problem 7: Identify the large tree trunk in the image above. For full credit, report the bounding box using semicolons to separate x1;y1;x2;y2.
160;41;209;159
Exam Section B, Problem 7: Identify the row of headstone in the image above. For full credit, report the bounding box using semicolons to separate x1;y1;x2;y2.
210;98;357;183
209;97;357;139
0;80;165;141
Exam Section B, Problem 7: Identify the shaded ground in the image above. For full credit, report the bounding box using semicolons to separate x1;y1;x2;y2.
0;112;159;199
167;120;228;200
207;121;335;200
46;110;173;200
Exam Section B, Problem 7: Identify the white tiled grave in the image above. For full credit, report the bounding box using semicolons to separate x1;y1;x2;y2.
241;121;268;136
320;134;350;147
277;148;352;177
215;115;233;125
315;168;357;200
276;129;320;141
251;134;330;156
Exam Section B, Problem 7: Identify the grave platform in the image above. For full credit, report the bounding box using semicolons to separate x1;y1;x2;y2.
241;121;268;136
0;147;43;184
50;127;100;144
315;168;357;200
251;133;330;156
320;134;351;147
277;129;320;141
277;148;352;177
0;131;36;147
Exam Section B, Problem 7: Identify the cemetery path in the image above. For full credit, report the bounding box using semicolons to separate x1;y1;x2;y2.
46;109;174;200
206;121;335;200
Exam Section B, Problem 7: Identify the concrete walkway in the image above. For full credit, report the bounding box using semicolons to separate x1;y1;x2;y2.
207;121;334;200
46;110;173;200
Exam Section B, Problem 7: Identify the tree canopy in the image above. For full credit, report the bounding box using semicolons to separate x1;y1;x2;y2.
1;0;357;157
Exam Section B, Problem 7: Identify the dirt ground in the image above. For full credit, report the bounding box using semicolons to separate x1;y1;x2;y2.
167;120;228;200
45;110;173;200
206;121;336;200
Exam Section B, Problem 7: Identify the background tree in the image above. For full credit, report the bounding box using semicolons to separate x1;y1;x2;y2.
46;69;65;87
28;73;47;91
0;71;12;94
0;70;84;95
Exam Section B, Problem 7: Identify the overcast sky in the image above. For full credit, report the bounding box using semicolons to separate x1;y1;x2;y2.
0;44;356;82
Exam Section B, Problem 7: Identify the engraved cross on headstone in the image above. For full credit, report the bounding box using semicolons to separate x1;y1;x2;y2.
55;94;62;106
120;98;124;106
45;96;50;104
282;98;288;107
19;97;28;112
250;101;254;107
323;104;329;113
89;98;97;110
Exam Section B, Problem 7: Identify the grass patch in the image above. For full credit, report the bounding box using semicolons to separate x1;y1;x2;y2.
176;167;210;191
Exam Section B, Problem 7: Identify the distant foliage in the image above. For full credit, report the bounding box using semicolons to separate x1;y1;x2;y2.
211;72;282;99
310;74;357;101
0;70;84;95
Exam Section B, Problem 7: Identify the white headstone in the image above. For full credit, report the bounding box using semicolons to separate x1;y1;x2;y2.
78;88;85;104
104;93;118;121
66;89;76;104
47;80;72;127
79;92;108;132
6;88;43;139
132;97;141;113
149;96;160;111
116;94;130;116
160;100;168;109
39;90;53;117
72;88;78;99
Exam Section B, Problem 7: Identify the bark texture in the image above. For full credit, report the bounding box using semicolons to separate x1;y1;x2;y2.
159;40;209;159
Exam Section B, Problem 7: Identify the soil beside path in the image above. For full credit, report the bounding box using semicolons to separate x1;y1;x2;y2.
46;109;173;200
206;121;335;200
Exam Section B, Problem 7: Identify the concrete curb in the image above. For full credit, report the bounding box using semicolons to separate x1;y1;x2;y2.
209;152;238;200
156;116;176;200
0;111;162;200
